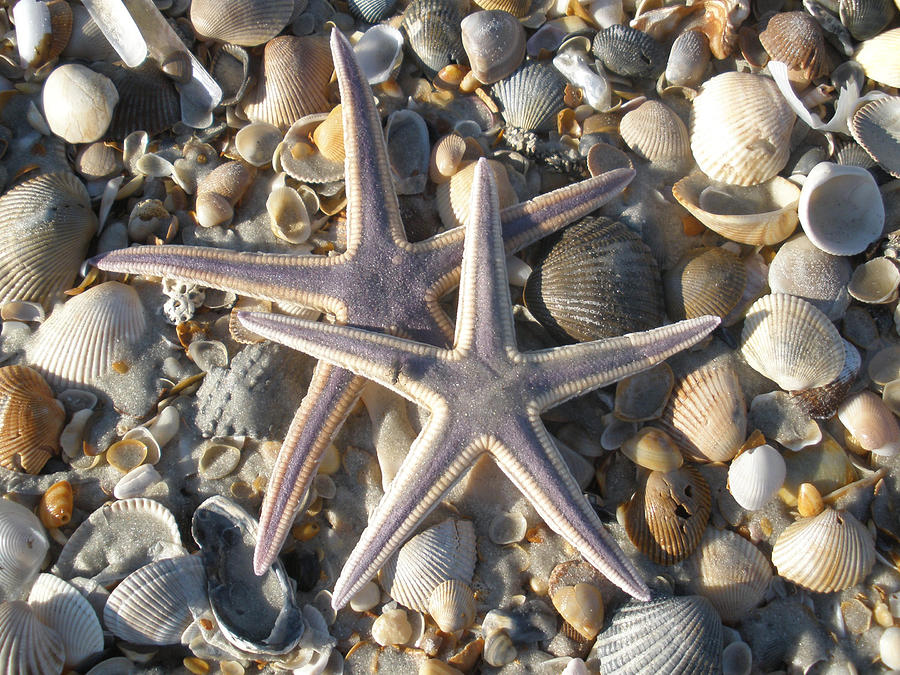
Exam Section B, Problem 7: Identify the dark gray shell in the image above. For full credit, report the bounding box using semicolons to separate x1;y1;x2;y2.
523;217;665;343
839;0;895;41
665;29;710;87
592;25;667;79
401;0;466;76
94;62;180;139
492;61;566;132
349;0;398;22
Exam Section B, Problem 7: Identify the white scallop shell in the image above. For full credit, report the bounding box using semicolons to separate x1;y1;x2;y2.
27;573;103;667
0;600;65;675
426;579;476;633
28;281;147;389
850;96;900;178
619;100;691;166
853;28;900;88
727;443;786;510
837;390;900;456
0;499;48;602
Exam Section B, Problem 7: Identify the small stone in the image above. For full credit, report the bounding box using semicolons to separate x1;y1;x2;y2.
550;583;604;640
43;64;119;143
349;580;381;612
372;608;413;646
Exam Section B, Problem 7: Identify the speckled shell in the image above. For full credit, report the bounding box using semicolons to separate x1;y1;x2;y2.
401;0;466;76
771;507;875;593
663;247;747;321
524;217;665;343
104;555;208;645
27;574;103;667
759;12;827;81
837;390;900;456
790;339;859;419
0;172;97;308
0;499;48;602
740;294;845;392
853;28;900;88
240;36;333;131
727;443;786;510
190;0;293;46
850;96;900;179
690;72;795;186
348;0;398;21
619;101;690;166
590;594;723;674
28;281;147;389
93;62;180;139
622;464;711;565
841;0;896;41
592;25;667;79
492;61;566;132
436;159;516;230
0;600;65;675
666;29;710;87
659;364;747;463
0;366;65;474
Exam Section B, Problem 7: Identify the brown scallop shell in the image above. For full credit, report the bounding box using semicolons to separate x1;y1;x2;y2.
190;0;294;47
473;0;531;17
619;100;691;166
663;246;747;321
759;12;827;81
0;366;66;474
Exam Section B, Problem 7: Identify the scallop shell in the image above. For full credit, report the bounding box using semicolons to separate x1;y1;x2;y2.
690;72;795;186
523;217;665;343
658;364;747;463
666;29;710;87
427;579;476;633
93;62;180;139
28;281;147;389
672;172;800;245
103;555;208;645
190;0;293;46
663;246;747;321
0;366;65;474
436;160;517;230
348;0;398;22
0;172;96;308
592;25;667;79
771;507;875;593
740;294;845;392
619;101;691;166
240;36;333;132
0;600;65;675
727;443;786;510
379;518;476;613
767;234;851;321
0;499;48;602
850;96;900;179
460;10;526;84
853;27;900;87
492;61;566;132
759;12;827;81
622;464;711;565
837;390;900;456
401;0;466;76
790;339;860;419
840;0;895;40
474;0;530;16
27;574;103;667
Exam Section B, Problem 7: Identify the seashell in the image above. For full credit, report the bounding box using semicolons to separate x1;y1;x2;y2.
401;0;466;76
0;600;65;675
839;0;895;40
27;573;103;667
759;12;827;82
74;142;123;182
663;246;747;322
619;101;690;167
850;96;900;179
659;364;746;463
838;390;900;456
267;186;312;244
778;432;857;507
665;29;710;87
853;27;900;87
349;581;381;613
767;234;851;321
195;161;255;228
614;363;674;422
686;528;772;623
436;160;516;230
14;0;72;69
85;657;136;675
210;43;251;108
198;442;242;480
104;555;208;645
427;579;476;633
488;512;528;545
727;443;786;510
797;481;825;518
61;4;116;62
187;340;229;372
492;61;566;132
42;64;118;143
235;122;282;168
28;281;147;389
0;172;97;308
834;138;878;170
790;339;859;419
348;0;398;22
550;582;604;640
379;518;476;614
429;133;468;184
672;172;800;246
771;507;874;592
122;426;161;465
484;629;516;667
353;25;404;85
0;366;65;474
523;217;665;343
38;480;73;529
474;0;531;16
372;607;413;646
591;25;667;79
690;72;795;186
385;110;430;195
740;294;845;392
114;464;163;499
621;427;683;471
107;438;148;473
278;112;345;185
622;464;711;565
190;0;293;47
589;594;722;673
0;499;48;602
461;11;526;84
848;257;900;304
93;62;180;139
240;36;333;132
53;498;184;584
749;391;821;451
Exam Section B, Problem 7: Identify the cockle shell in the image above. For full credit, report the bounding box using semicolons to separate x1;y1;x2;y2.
42;64;118;143
850;96;900;179
74;142;123;181
190;0;294;47
771;507;875;592
665;29;710;87
759;12;827;82
474;0;531;16
492;61;566;132
592;25;666;78
0;600;65;675
0;499;48;602
427;579;477;633
853;28;900;88
401;0;466;76
461;11;525;84
0;366;65;474
837;390;900;456
840;0;895;40
93;62;180;139
663;246;747;321
767;234;851;321
348;0;398;22
27;573;103;667
727;443;786;510
619;101;691;166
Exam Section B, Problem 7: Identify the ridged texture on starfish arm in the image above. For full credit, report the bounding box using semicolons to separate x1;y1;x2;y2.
239;158;720;607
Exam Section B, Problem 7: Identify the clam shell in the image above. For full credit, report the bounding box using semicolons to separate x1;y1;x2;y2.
385;109;430;195
523;217;665;343
622;464;711;565
592;25;666;79
620;427;683;471
93;62;180;139
840;0;895;40
461;10;526;84
0;366;65;474
740;294;845;392
690;72;795;185
837;390;900;456
42;64;118;144
727;443;786;510
853;27;900;87
759;12;827;81
665;29;710;87
436;160;516;230
234;122;282;168
771;507;874;592
850;96;900;179
659;364;747;463
28;281;147;389
279;113;345;185
74;142;123;182
767;234;851;321
619;101;690;166
103;555;208;645
492;61;566;132
0;172;97;308
663;246;747;321
0;600;65;675
353;25;404;85
379;518;476;614
401;0;466;76
0;499;48;602
790;339;860;419
190;0;293;46
848;257;900;304
27;574;103;667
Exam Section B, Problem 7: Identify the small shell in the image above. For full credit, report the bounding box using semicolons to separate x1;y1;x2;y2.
837;390;900;456
0;366;65;474
665;29;710;87
474;0;530;16
620;427;683;471
840;0;895;39
591;25;667;79
759;12;827;82
75;142;123;181
107;438;148;473
779;433;857;507
492;62;566;132
488;512;528;545
790;339;860;419
94;62;180;139
195;161;254;228
348;0;398;22
850;96;900;178
42;64;118;143
235;122;282;168
848;257;900;304
771;507;875;593
0;601;65;675
385;109;430;195
429;133;468;184
353;25;404;84
853;27;900;88
267;186;312;244
0;499;48;602
619;101;690;167
767;234;851;321
114;464;163;499
27;573;104;667
372;607;413;646
198;443;242;480
748;391;821;451
436;160;516;230
401;0;466;76
427;579;476;633
797;482;825;518
460;10;526;84
614;363;674;422
190;0;294;46
550;582;604;640
38;480;73;529
664;246;747;321
740;294;845;392
727;443;786;510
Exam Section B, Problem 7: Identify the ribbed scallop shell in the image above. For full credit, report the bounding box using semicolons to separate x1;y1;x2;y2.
0;601;65;675
103;555;208;645
427;579;476;633
659;364;747;463
492;61;566;132
837;390;900;455
401;0;466;76
379;519;476;613
348;0;398;22
0;172;96;308
473;0;530;16
727;443;786;510
623;464;711;565
190;0;293;46
0;366;65;474
771;507;875;592
850;96;900;179
524;217;665;343
853;28;900;88
663;247;747;321
93;62;180;139
0;500;48;602
590;594;723;674
790;339;859;419
759;12;827;80
619;101;690;165
240;36;333;132
687;529;772;623
436;160;517;230
690;72;795;186
27;574;103;667
841;0;895;41
592;25;667;79
28;281;146;389
740;294;845;392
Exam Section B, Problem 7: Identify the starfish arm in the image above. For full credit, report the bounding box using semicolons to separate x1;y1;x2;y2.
525;316;721;410
254;363;366;575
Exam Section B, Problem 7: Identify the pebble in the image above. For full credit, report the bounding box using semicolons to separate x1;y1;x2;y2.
42;64;119;143
372;608;413;646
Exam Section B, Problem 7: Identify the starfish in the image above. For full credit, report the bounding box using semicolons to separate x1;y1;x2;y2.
93;29;638;576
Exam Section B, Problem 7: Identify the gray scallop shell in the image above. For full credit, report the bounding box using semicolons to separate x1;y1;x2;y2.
0;500;48;603
348;0;398;22
592;25;667;79
839;0;895;41
666;29;710;87
589;594;723;674
27;573;104;667
492;61;566;132
401;0;466;76
93;62;180;139
850;96;900;178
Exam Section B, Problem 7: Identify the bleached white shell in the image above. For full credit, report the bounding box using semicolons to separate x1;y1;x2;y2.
42;64;119;143
0;499;48;602
727;443;786;510
837;390;900;456
113;463;163;499
426;579;476;633
0;600;65;675
28;281;147;389
27;573;103;667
